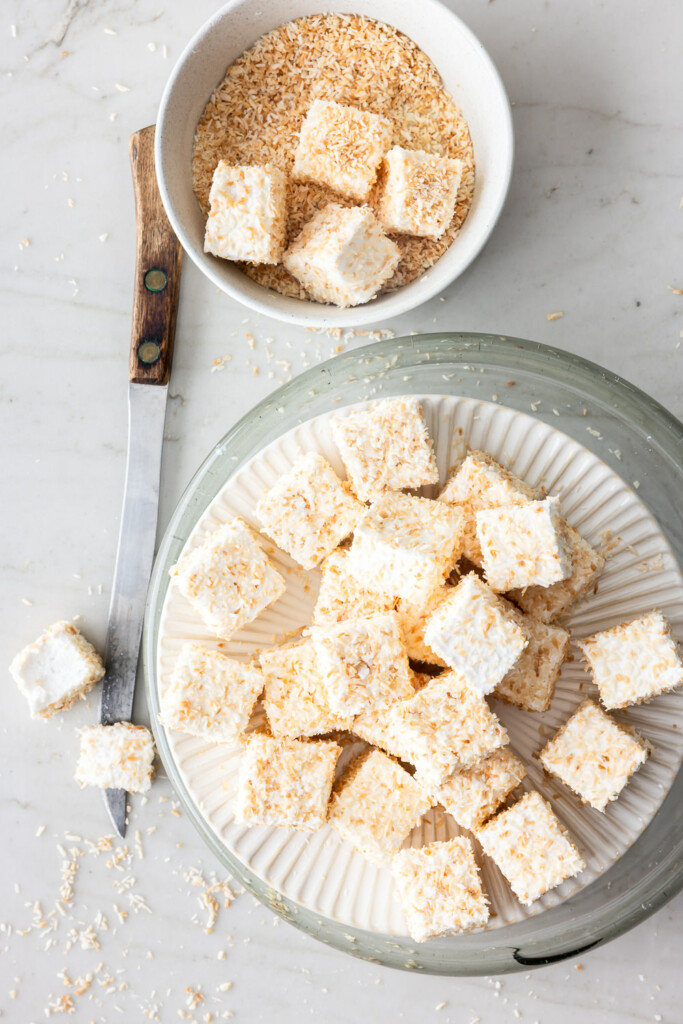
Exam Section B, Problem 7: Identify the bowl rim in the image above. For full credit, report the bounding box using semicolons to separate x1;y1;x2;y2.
143;332;683;974
154;0;514;328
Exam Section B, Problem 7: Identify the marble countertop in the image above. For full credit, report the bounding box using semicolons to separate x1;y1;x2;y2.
2;0;682;1020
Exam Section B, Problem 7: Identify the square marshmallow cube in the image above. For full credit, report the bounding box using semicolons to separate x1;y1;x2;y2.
312;611;414;717
508;522;605;623
331;397;439;501
434;747;527;832
379;147;464;241
260;639;352;738
477;497;571;591
312;548;396;627
439;450;537;566
169;519;286;640
203;162;287;265
538;700;649;811
477;791;585;905
328;749;431;865
354;672;508;788
160;642;263;744
293;99;392;201
255;452;363;570
392;837;489;942
75;723;155;793
396;585;450;667
423;574;528;695
10;620;105;720
235;733;340;832
283;203;400;308
578;610;683;709
347;492;465;603
494;611;570;712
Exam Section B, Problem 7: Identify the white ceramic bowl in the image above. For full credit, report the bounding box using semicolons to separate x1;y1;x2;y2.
156;0;513;327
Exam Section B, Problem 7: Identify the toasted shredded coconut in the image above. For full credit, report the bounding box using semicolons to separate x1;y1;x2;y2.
160;643;263;744
477;791;585;905
331;397;439;501
494;610;569;712
439;450;537;565
476;497;571;591
255;451;363;567
261;638;352;736
312;611;414;716
435;748;527;830
424;574;528;694
312;548;396;626
329;749;431;865
354;671;508;787
508;522;605;623
538;700;649;810
578;610;683;709
392;837;489;941
75;724;155;793
235;734;340;831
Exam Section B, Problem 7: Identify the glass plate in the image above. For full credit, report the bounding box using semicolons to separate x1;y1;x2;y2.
143;333;683;975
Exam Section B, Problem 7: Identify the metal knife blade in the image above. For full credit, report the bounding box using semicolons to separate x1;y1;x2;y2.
100;125;182;836
100;384;168;834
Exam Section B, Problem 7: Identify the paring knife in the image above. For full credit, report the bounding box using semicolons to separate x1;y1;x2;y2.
100;125;182;837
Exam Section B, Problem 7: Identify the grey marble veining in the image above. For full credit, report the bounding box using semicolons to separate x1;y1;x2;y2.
1;0;681;1020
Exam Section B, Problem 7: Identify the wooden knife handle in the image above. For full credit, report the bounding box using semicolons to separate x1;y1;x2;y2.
128;125;183;385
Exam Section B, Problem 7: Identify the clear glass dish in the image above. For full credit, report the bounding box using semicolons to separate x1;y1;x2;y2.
143;333;683;975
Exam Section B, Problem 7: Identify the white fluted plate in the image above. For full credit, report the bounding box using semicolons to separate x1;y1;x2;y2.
155;395;683;936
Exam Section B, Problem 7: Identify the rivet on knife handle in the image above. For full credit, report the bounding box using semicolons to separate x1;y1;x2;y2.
128;125;182;386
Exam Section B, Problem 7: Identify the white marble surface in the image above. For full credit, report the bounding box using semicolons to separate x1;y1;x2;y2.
2;0;682;1020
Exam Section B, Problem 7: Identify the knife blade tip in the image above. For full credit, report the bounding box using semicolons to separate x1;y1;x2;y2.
103;788;128;838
